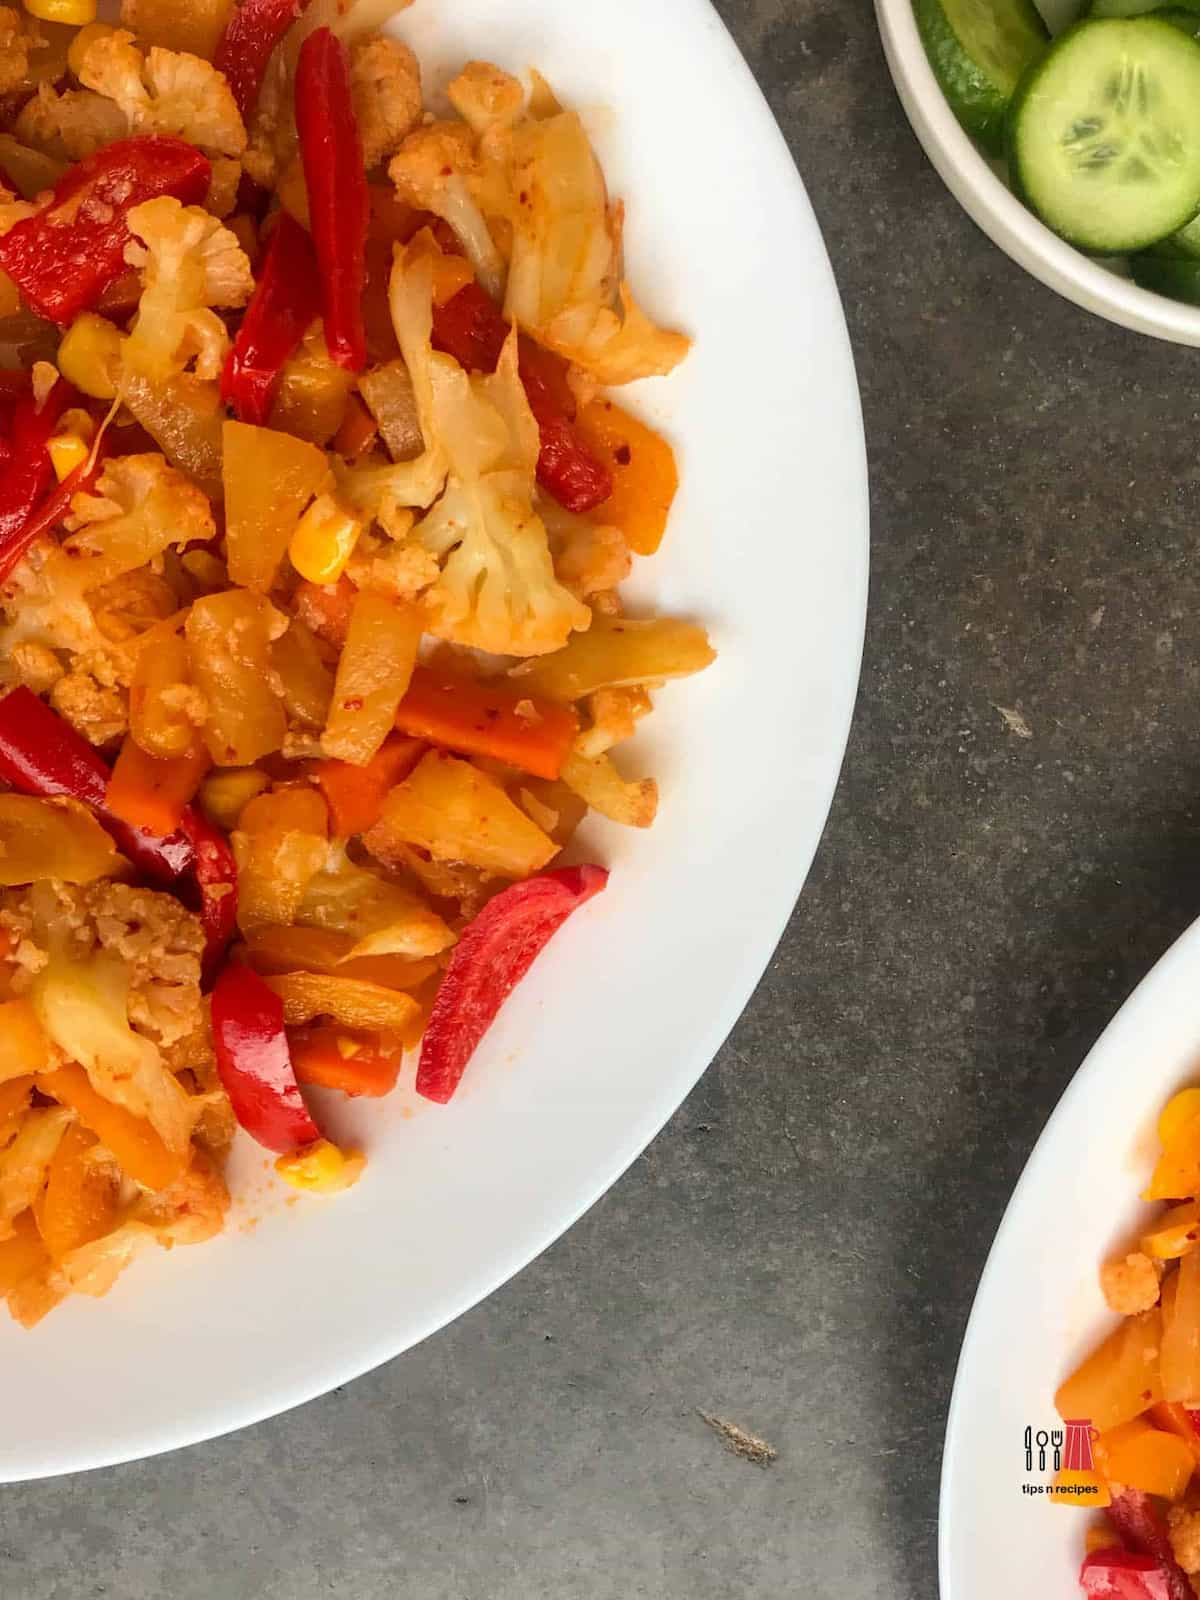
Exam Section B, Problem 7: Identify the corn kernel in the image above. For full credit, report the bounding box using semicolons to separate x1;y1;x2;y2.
47;432;90;481
24;0;96;23
275;1140;366;1195
288;493;362;585
198;768;269;831
57;313;124;401
66;18;111;74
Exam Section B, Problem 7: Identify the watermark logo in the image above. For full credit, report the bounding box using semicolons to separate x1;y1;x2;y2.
1022;1419;1104;1501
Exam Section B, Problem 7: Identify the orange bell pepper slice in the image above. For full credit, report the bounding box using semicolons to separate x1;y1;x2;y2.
32;1121;118;1261
574;397;679;557
290;1025;403;1097
0;999;51;1080
0;1075;34;1145
0;1210;47;1295
314;735;425;837
1143;1200;1200;1261
394;666;579;782
1145;1101;1200;1201
39;1064;186;1192
106;733;211;836
1150;1402;1200;1470
1094;1418;1195;1501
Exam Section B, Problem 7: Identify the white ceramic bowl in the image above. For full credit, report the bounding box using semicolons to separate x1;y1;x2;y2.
875;0;1200;344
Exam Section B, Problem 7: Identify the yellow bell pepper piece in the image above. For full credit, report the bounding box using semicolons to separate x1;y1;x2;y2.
57;314;124;401
288;494;363;586
46;410;94;482
24;0;96;23
275;1140;365;1194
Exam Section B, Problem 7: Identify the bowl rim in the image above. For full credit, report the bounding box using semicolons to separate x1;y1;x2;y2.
874;0;1200;346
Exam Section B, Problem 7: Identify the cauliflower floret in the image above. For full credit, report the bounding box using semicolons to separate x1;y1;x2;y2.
15;83;130;162
8;639;64;695
574;687;652;760
418;324;589;657
62;454;217;594
0;6;48;97
350;35;422;170
204;157;242;219
502;112;690;385
1170;1504;1200;1574
50;669;127;748
1100;1252;1163;1315
447;61;526;138
540;496;631;599
123;197;252;382
78;31;246;157
389;122;506;301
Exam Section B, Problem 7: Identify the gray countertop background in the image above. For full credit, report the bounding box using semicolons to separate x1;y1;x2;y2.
10;1;1200;1595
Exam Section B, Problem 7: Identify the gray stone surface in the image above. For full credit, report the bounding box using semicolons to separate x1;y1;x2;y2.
8;1;1200;1595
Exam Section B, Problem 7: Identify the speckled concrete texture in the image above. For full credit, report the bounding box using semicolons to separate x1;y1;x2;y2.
8;1;1200;1595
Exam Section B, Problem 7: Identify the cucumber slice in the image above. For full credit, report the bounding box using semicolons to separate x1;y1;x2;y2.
1008;19;1200;252
1150;206;1200;253
1131;249;1200;296
1089;0;1200;18
914;0;1049;155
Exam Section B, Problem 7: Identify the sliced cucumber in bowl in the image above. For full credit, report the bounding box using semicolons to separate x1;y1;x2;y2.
1130;250;1200;296
1086;0;1200;18
914;0;1049;154
1007;17;1200;253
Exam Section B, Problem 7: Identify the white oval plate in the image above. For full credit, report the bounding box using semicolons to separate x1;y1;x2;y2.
941;916;1200;1595
0;0;868;1481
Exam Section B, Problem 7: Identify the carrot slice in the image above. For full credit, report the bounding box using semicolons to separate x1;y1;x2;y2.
394;666;578;781
333;393;378;460
106;734;211;836
313;734;425;837
39;1065;186;1192
290;1026;403;1097
0;1211;47;1295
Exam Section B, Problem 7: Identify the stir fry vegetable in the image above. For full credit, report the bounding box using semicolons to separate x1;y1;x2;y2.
0;0;712;1327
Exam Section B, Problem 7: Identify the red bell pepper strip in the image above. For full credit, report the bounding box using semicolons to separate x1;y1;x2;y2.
179;810;240;986
1081;1549;1176;1600
1105;1490;1194;1600
432;283;613;514
0;687;194;882
0;137;211;325
416;864;609;1104
0;408;111;587
0;377;76;572
215;0;312;124
0;689;238;979
211;965;321;1153
294;27;369;373
221;211;321;424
